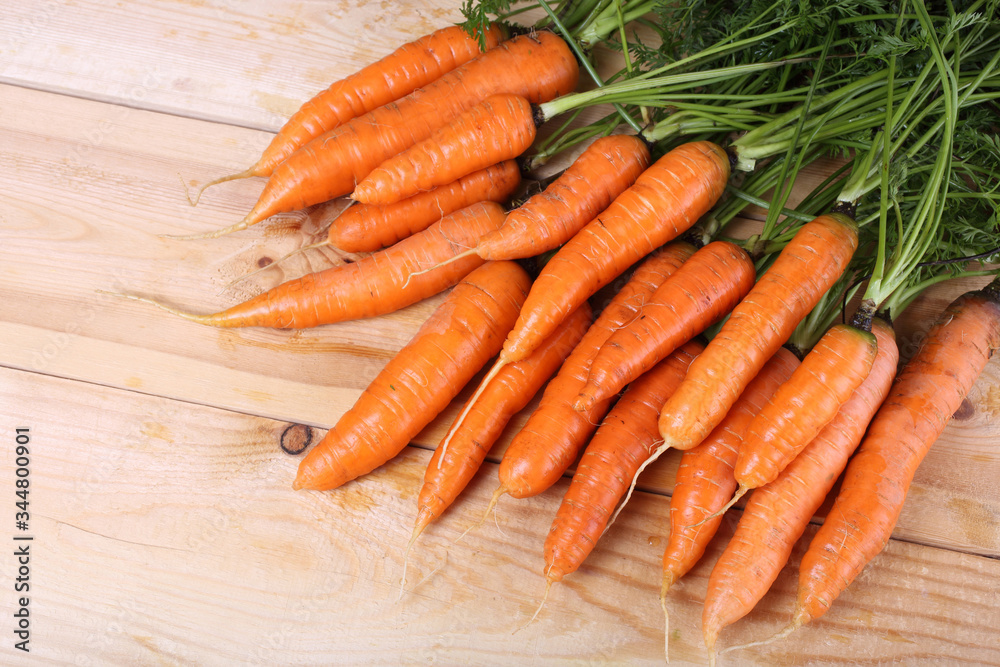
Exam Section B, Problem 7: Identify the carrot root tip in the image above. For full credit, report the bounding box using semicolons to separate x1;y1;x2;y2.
96;290;215;326
691;485;747;529
515;579;552;634
719;619;800;656
183;165;257;206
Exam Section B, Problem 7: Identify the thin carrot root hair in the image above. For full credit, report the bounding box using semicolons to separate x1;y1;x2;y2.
397;550;452;604
403;248;478;288
184;166;257;206
97;290;218;325
660;576;673;664
605;438;670;530
400;506;486;602
398;522;425;601
479;484;509;531
161;213;261;241
515;576;553;635
435;354;510;466
691;485;748;529
718;619;801;656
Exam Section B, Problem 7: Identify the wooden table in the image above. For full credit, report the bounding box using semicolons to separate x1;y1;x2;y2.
2;2;999;664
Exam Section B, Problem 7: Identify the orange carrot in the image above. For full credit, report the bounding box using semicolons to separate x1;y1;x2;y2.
185;31;578;240
729;319;878;502
474;134;652;260
657;213;859;452
661;347;800;595
499;141;730;367
130;201;506;329
328;161;521;253
403;134;651;281
701;317;898;658
293;260;532;491
352;94;538;206
543;340;703;586
493;241;697;502
574;240;757;413
192;24;504;199
412;304;592;544
794;278;1000;627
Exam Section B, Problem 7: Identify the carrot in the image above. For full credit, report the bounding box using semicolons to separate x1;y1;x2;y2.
191;23;504;201
352;94;539;206
444;143;726;472
794;277;1000;627
661;347;800;595
404;134;651;279
497;141;730;368
656;346;799;662
491;241;697;503
543;340;703;586
574;240;757;413
182;31;578;240
329;161;521;253
701;317;898;659
127;201;506;329
293;259;532;491
412;304;592;545
716;317;879;514
656;212;859;452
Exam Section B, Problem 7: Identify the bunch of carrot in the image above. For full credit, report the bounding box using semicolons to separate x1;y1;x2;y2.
120;0;1000;661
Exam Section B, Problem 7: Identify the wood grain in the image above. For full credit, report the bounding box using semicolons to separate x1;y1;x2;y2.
2;367;1000;666
1;0;999;663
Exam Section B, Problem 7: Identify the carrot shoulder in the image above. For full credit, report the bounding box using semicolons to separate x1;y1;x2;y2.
293;260;532;491
795;279;1000;626
148;201;506;329
413;304;592;539
575;240;757;412
657;212;859;452
328;161;521;253
219;31;577;239
500;140;730;365
496;241;697;500
702;317;897;656
544;340;703;585
352;94;539;206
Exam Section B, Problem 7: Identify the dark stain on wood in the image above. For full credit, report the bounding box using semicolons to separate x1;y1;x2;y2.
280;423;313;455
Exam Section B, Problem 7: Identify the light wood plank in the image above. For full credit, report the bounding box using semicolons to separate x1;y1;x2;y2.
2;367;999;665
1;0;468;135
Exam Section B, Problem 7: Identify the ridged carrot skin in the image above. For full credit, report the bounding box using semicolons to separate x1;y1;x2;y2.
414;305;592;535
657;212;859;451
735;322;879;491
498;242;697;499
240;31;578;233
253;24;505;178
544;340;703;585
328;161;521;252
795;279;1000;626
293;260;532;491
180;201;506;328
575;240;757;413
353;94;537;206
500;141;730;365
662;347;800;593
702;318;898;655
476;134;652;260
